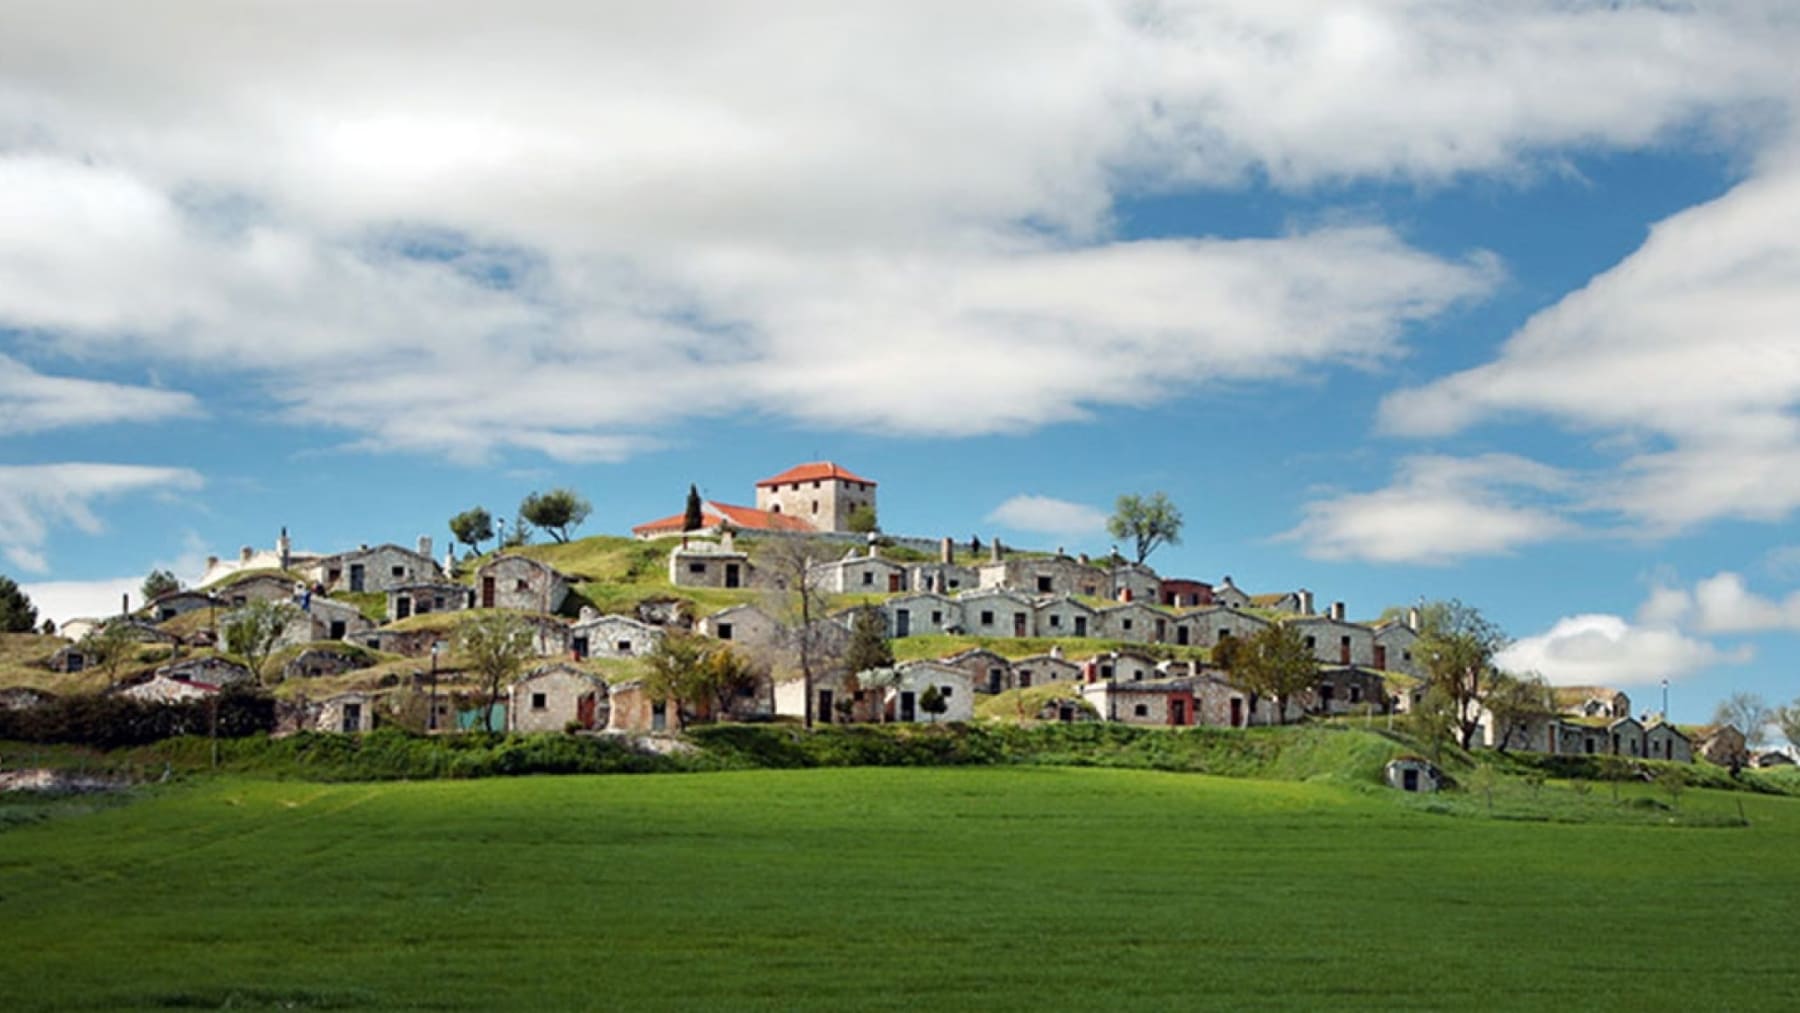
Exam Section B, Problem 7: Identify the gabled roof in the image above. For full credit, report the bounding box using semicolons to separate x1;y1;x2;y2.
756;462;875;488
1552;685;1624;707
632;501;814;537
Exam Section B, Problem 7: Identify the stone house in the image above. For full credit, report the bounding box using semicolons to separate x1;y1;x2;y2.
1546;719;1612;756
811;548;909;594
668;539;753;590
1212;576;1251;609
1158;578;1213;608
571;613;663;660
1752;749;1796;768
959;589;1036;638
943;649;1013;694
977;555;1106;598
1555;687;1632;720
1079;678;1199;727
1108;563;1162;605
881;661;974;723
386;583;473;623
1371;620;1421;675
1690;724;1749;768
218;574;301;608
149;590;221;622
157;657;253;688
1287;614;1375;667
475;554;569;614
1643;721;1693;763
908;561;977;595
300;596;377;642
697;604;781;648
881;593;962;638
1170;606;1271;649
1385;757;1443;793
1096;602;1170;644
1008;653;1082;690
753;461;877;533
310;540;443;595
282;646;372;680
508;664;609;733
1079;650;1159;684
316;692;376;733
1607;716;1647;758
775;669;883;725
1306;666;1386;715
1034;596;1100;639
1249;591;1309;615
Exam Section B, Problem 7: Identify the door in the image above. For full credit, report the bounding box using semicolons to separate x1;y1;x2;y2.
900;691;916;722
1013;613;1027;637
1340;636;1352;665
1229;698;1243;728
481;576;496;608
577;694;597;729
889;573;903;592
725;564;740;589
572;636;589;660
1403;769;1419;792
895;610;911;637
1170;699;1187;726
988;669;1003;693
818;689;834;724
1176;626;1189;646
342;702;362;733
329;620;346;640
396;596;412;620
1074;616;1087;637
349;564;365;592
1373;644;1387;669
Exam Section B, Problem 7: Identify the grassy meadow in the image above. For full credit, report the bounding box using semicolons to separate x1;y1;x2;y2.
3;765;1798;1010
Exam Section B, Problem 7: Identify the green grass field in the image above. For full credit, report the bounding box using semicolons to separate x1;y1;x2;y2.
3;766;1798;1010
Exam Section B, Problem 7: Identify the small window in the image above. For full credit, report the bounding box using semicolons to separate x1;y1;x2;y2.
813;480;821;489
1122;619;1133;631
1304;636;1316;649
812;501;820;514
940;686;953;698
516;579;530;592
689;563;706;574
531;692;547;710
1049;615;1062;628
980;610;994;625
862;572;874;586
1134;703;1148;717
617;640;632;654
392;566;405;578
1036;576;1052;592
717;623;734;641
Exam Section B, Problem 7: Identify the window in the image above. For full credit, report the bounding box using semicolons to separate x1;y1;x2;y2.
940;686;953;698
689;562;706;574
1304;636;1316;649
1349;686;1362;704
1122;618;1134;631
1049;614;1062;628
1101;665;1114;680
771;504;781;514
811;500;820;514
931;611;943;625
1134;703;1149;717
813;480;821;489
515;579;529;591
980;610;994;626
717;623;733;641
1020;672;1032;688
1036;576;1052;592
531;692;547;710
391;566;405;578
862;572;874;586
617;640;632;654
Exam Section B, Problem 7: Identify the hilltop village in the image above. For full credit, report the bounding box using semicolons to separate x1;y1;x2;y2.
0;462;1771;777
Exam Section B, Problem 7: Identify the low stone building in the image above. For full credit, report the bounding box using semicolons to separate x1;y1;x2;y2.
149;590;221;622
1385;757;1443;793
1108;563;1162;605
1008;653;1082;691
1643;721;1693;763
1287;613;1375;667
908;561;977;595
157;656;254;688
943;648;1013;694
1306;666;1386;715
1079;650;1159;684
668;537;753;590
386;583;473;622
309;540;443;595
316;692;377;733
881;593;962;638
1371;620;1421;675
1212;576;1251;609
475;554;569;614
1170;606;1271;649
697;604;781;648
811;548;909;594
116;673;219;704
1096;602;1170;644
882;661;974;723
1033;596;1100;639
1690;724;1749;768
509;664;609;733
281;646;373;681
959;589;1035;638
300;596;377;642
976;555;1106;598
1158;578;1213;608
216;573;300;608
571;613;663;660
1080;678;1199;727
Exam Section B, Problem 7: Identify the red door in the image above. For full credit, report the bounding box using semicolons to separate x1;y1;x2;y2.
577;694;597;729
1373;645;1387;669
481;577;496;608
1170;699;1187;726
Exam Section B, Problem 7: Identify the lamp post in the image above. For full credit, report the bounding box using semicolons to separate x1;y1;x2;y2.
429;640;442;732
1661;678;1670;721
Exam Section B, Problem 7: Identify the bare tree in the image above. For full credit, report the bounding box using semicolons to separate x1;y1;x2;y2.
224;600;302;686
756;536;840;729
457;612;536;732
1776;697;1800;752
1484;671;1557;753
1713;692;1773;746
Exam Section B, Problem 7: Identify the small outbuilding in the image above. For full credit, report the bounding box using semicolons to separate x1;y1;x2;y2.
1384;756;1443;793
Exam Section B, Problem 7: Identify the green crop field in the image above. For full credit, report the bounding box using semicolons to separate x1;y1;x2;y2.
3;766;1798;1010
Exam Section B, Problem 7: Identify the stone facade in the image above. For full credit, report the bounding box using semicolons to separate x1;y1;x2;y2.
310;543;443;595
1170;606;1271;649
509;664;608;733
1008;654;1082;691
1033;596;1100;639
959;590;1036;638
1080;650;1159;684
1385;757;1443;793
315;692;376;733
282;646;372;680
386;583;473;623
1095;603;1171;644
883;593;962;638
697;605;781;648
217;574;300;608
150;591;221;622
1691;724;1749;767
754;462;877;533
811;550;909;594
1158;579;1214;608
1644;722;1693;763
1288;616;1376;667
1371;621;1420;675
669;541;753;589
475;555;569;614
908;562;977;595
571;613;664;660
1108;564;1162;605
1305;666;1386;715
883;662;974;723
1212;577;1251;609
157;656;254;687
976;556;1107;598
302;597;377;642
117;673;219;703
1080;680;1198;727
943;649;1013;694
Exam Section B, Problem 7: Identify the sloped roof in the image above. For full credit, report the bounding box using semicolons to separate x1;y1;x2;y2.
1552;685;1624;707
632;501;814;537
756;462;875;488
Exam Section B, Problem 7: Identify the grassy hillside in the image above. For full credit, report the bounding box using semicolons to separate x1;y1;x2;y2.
2;767;1797;1009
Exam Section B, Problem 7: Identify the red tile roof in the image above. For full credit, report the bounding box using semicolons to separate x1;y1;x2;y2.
631;502;814;537
755;462;875;488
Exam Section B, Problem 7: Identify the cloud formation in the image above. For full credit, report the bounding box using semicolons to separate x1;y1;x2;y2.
0;353;198;435
1637;572;1800;634
986;495;1110;539
0;464;203;572
4;2;1793;461
1497;614;1751;688
1282;454;1575;565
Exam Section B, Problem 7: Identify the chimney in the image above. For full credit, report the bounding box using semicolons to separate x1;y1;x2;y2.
1331;601;1346;622
1118;587;1132;603
939;537;953;564
1077;552;1089;565
721;529;736;553
1056;546;1064;557
1298;589;1315;616
418;535;433;560
444;547;457;577
360;543;370;551
277;527;292;571
239;545;253;563
1050;644;1063;660
120;592;130;617
206;554;219;571
867;540;879;559
989;538;1002;563
1407;606;1421;632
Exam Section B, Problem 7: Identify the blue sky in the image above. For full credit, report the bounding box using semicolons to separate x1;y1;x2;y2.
3;2;1798;726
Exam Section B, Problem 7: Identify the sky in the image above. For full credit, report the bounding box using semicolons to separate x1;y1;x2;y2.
2;1;1798;726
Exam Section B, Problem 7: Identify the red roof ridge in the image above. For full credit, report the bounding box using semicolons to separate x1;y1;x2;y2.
755;462;875;488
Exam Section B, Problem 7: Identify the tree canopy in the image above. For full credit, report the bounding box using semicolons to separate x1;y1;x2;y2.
449;507;495;554
682;485;704;532
0;575;38;633
1483;671;1556;753
1106;492;1183;565
457;612;536;732
519;489;591;543
141;569;181;603
1713;692;1773;745
1232;623;1316;725
223;600;301;685
1415;599;1509;750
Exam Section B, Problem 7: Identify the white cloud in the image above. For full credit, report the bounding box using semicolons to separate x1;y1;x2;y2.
1281;454;1575;565
1498;614;1752;688
0;354;199;435
0;464;203;573
1638;571;1800;634
18;576;139;628
1;2;1794;461
985;495;1110;539
1380;147;1800;534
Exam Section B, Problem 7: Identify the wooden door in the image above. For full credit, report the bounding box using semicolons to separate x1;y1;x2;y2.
481;576;496;608
1170;699;1187;726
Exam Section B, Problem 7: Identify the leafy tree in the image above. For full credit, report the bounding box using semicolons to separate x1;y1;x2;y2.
0;574;37;633
1211;633;1246;671
80;621;140;683
683;485;704;532
1483;671;1556;753
699;645;761;723
919;683;948;723
519;489;592;544
1416;599;1510;750
1406;683;1460;767
843;607;894;680
1234;623;1316;726
756;537;839;729
1656;766;1686;812
223;599;302;686
449;507;495;556
1106;492;1183;565
644;633;710;729
457;612;536;732
141;569;181;603
1776;698;1800;751
1713;691;1773;745
846;504;879;534
39;618;55;636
